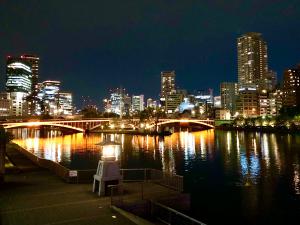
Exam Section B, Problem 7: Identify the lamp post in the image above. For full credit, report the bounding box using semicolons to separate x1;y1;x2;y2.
93;139;122;196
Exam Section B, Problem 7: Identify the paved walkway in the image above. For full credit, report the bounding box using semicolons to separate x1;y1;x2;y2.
0;170;137;225
0;171;134;225
1;145;180;225
1;145;138;225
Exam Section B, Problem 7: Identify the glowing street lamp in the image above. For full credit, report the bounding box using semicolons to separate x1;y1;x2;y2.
93;139;122;196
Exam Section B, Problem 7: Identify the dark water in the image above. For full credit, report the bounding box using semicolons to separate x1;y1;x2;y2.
11;128;300;225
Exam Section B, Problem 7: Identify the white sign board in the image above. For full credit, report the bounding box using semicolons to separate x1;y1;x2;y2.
69;170;78;177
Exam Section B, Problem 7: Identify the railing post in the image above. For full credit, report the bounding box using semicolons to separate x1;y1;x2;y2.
141;182;144;200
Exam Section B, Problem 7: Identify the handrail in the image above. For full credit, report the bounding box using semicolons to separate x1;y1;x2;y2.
151;201;206;225
120;168;184;192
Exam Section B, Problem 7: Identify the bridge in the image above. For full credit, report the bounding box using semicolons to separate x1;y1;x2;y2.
149;119;215;130
1;118;215;133
2;119;110;133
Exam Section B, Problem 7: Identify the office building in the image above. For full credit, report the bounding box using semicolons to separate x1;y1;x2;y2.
21;54;39;91
37;80;60;115
132;95;144;112
6;57;32;93
0;93;11;117
58;92;73;115
237;32;268;89
108;88;130;117
6;57;32;116
282;66;300;107
160;71;176;105
220;82;238;115
165;92;184;114
21;55;40;115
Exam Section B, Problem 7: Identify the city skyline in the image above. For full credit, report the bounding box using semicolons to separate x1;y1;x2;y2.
1;1;300;107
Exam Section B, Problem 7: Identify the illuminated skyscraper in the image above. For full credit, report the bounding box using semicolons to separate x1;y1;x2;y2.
108;88;130;117
132;95;144;112
6;57;32;93
6;56;32;116
220;82;238;115
237;32;268;89
21;54;39;91
282;66;300;107
58;92;73;115
160;71;176;104
37;80;61;115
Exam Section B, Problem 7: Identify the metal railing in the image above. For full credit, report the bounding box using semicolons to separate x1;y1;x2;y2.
120;168;184;192
151;201;206;225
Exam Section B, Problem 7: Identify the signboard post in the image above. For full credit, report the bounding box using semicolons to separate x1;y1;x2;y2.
69;170;78;183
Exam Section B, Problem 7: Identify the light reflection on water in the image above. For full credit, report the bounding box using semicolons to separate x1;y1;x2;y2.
10;128;300;224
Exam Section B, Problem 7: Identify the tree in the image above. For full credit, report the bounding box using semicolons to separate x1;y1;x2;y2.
81;106;99;118
0;126;14;184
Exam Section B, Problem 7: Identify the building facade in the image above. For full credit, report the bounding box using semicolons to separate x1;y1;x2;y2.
220;82;238;115
160;71;176;106
6;57;32;116
132;95;144;112
165;92;184;114
58;92;73;116
237;32;268;89
0;92;11;117
282;67;300;107
236;86;259;117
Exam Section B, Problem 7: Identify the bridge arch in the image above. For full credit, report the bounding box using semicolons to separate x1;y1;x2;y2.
3;122;84;132
149;119;214;129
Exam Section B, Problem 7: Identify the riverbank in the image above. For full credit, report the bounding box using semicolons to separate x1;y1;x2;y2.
216;125;300;134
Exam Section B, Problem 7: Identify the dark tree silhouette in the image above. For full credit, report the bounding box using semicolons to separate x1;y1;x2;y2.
0;126;14;184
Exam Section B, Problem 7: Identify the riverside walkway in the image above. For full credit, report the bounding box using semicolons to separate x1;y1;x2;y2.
1;145;137;225
0;145;182;225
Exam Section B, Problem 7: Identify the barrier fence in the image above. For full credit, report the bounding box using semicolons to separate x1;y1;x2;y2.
120;168;184;192
150;201;206;225
12;144;184;190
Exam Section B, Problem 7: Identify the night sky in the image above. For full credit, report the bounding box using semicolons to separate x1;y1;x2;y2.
1;0;299;108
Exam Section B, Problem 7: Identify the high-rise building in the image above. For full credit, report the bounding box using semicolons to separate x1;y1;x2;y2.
58;92;73;115
165;92;184;114
132;95;144;112
220;82;238;115
146;98;157;108
282;66;300;107
6;57;32;93
0;93;11;117
237;32;268;89
21;54;39;92
6;56;32;116
37;80;61;115
108;88;130;117
160;71;176;104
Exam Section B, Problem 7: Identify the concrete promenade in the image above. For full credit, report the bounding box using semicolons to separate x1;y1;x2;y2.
1;145;137;225
0;170;138;225
1;144;180;225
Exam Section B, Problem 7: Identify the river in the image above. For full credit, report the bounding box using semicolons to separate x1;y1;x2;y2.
11;128;300;225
